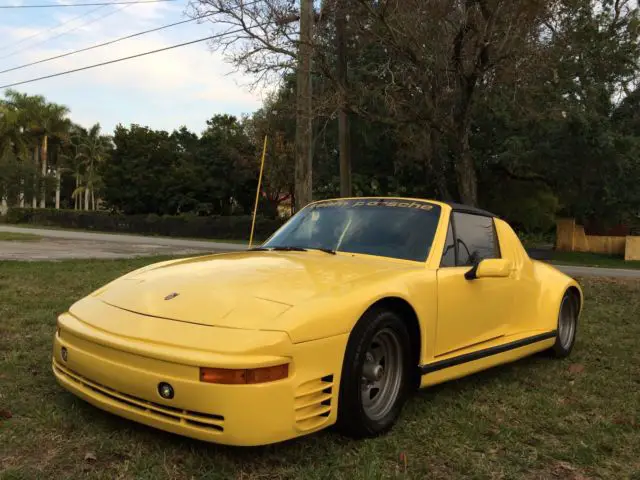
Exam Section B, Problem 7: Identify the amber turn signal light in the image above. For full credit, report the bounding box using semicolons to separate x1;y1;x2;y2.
199;364;289;384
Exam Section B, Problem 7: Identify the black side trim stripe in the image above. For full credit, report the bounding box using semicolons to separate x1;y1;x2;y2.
419;331;557;375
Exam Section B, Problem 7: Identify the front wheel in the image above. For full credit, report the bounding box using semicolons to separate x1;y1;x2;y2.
337;308;412;438
550;291;579;358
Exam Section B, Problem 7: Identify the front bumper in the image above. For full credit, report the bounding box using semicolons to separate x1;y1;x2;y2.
52;306;348;446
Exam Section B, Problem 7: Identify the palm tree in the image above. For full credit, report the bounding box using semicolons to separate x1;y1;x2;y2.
35;102;71;208
1;105;16;210
59;125;87;210
3;90;43;207
75;123;111;211
0;93;38;208
3;90;71;209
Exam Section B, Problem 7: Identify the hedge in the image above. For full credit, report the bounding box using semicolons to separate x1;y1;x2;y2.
5;208;286;241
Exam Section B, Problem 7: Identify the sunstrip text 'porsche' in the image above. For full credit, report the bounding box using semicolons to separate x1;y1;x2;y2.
52;197;582;446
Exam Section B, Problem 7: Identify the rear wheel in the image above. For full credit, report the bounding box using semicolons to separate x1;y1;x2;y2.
550;291;579;358
337;308;412;438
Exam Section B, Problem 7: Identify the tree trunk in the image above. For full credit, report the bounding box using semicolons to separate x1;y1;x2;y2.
40;135;48;208
19;179;24;207
294;0;314;211
32;147;38;208
452;68;478;206
91;188;95;211
1;197;7;215
429;127;452;201
338;110;351;197
74;175;79;210
55;169;61;209
336;0;351;197
84;186;89;211
453;126;478;206
290;187;296;215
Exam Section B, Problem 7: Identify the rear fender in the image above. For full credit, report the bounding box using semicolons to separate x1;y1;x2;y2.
531;260;583;332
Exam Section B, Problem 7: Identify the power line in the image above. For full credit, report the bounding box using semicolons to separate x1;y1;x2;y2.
0;3;109;51
0;0;176;8
0;0;263;73
0;13;213;74
0;3;131;60
0;25;263;89
0;0;262;70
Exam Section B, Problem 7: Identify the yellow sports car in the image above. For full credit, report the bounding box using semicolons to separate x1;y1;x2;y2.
52;197;582;446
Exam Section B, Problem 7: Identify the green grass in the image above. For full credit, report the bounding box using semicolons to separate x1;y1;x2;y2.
550;251;640;270
1;258;639;479
0;232;42;242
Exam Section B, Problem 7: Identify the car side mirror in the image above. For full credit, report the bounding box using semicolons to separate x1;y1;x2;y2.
465;258;513;280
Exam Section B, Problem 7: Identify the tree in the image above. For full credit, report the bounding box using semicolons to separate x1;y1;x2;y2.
188;0;315;210
1;90;71;209
102;118;256;216
469;0;640;227
0;104;35;210
75;124;111;211
199;114;256;214
238;0;640;229
36;102;71;208
102;124;177;215
248;87;296;215
2;90;44;208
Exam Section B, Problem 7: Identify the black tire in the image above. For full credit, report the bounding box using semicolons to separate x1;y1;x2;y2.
550;290;579;358
336;307;412;438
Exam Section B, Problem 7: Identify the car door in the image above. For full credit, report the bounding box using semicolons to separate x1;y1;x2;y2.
434;211;516;357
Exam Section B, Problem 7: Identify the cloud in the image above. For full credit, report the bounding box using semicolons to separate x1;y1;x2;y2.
0;4;265;132
0;25;44;48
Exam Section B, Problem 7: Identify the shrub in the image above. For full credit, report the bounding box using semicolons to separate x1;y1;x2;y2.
482;180;559;234
4;208;286;242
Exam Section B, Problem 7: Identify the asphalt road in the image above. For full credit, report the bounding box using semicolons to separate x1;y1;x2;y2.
0;225;245;260
550;264;640;279
0;225;245;250
1;225;639;279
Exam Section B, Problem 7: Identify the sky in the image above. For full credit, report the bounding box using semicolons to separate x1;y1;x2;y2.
0;0;265;135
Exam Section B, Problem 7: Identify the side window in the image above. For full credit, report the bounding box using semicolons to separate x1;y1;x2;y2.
440;221;456;267
452;212;500;266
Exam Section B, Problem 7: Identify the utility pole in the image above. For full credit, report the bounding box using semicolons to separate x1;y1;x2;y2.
294;0;314;211
335;0;351;197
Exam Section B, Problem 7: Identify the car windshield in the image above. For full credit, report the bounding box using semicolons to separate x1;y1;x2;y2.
263;199;442;262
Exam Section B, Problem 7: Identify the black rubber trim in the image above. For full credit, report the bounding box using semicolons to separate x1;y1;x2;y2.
446;202;497;218
419;331;557;375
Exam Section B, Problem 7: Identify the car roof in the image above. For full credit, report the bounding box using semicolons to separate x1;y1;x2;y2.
443;202;497;218
309;197;498;218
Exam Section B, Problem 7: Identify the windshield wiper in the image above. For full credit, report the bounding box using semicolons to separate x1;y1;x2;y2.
309;247;336;255
250;246;336;254
250;246;308;252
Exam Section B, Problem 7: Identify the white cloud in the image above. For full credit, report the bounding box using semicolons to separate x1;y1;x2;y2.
0;4;265;132
0;26;43;48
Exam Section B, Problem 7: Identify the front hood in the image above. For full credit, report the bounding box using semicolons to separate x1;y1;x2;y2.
94;251;409;330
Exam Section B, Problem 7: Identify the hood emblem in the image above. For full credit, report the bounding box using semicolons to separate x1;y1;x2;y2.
164;292;180;301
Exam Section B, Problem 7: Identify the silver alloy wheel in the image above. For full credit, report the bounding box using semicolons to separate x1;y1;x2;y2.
558;296;576;350
361;327;403;421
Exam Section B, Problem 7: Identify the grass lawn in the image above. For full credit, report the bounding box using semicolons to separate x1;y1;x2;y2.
550;251;640;270
1;258;639;479
0;232;42;242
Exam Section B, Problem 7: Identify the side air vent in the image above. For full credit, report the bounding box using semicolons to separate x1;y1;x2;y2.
294;374;334;431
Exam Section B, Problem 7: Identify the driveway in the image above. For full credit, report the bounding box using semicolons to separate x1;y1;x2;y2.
0;225;245;260
1;225;639;279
